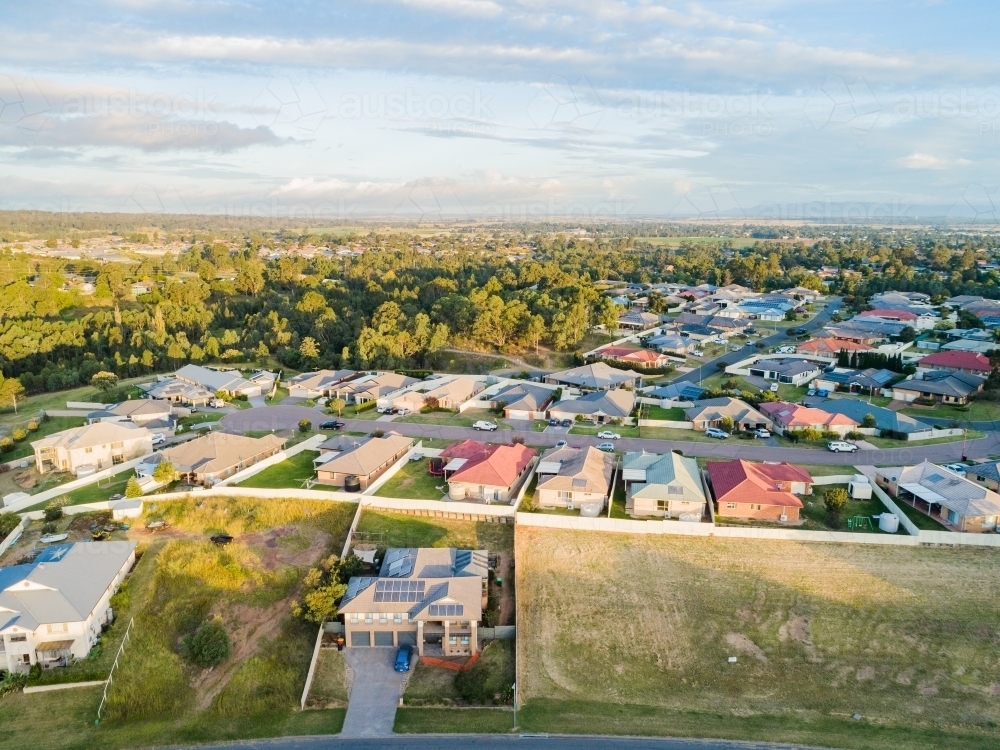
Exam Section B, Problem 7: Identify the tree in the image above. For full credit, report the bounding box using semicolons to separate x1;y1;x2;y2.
298;419;311;433
180;617;231;667
43;500;65;522
823;487;850;526
0;375;25;414
329;397;346;417
300;336;320;360
91;371;119;392
897;326;916;343
125;476;143;498
719;416;735;433
235;262;265;296
152;460;177;483
0;511;21;537
784;309;797;322
861;413;877;429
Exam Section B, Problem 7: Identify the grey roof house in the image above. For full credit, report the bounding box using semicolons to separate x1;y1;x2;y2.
876;461;1000;532
490;382;556;419
891;371;986;405
544;362;642;390
814;399;935;437
746;357;822;386
548;389;635;423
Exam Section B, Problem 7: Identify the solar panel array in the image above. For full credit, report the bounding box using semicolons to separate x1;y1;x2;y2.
373;579;426;602
428;603;464;617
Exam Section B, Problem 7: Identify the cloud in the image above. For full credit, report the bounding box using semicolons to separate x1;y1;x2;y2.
900;152;971;170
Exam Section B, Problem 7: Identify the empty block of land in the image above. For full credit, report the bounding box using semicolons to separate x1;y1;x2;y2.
516;527;1000;748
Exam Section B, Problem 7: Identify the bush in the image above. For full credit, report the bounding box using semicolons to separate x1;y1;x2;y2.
0;511;21;537
125;476;143;498
41;522;56;534
26;421;39;432
180;617;231;668
370;429;385;438
11;429;27;443
355;400;377;413
43;501;65;522
823;487;850;527
0;437;13;453
845;430;864;440
298;419;311;433
454;642;515;705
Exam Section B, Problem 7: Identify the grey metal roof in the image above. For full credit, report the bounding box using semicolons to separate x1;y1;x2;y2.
815;398;931;434
894;371;985;398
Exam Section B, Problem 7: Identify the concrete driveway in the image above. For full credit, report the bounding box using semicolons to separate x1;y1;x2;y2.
341;648;408;738
248;395;267;408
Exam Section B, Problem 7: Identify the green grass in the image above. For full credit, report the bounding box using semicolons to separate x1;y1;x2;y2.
374;459;447;500
642;405;686;421
797;484;888;533
394;707;514;734
403;640;515;707
176;411;224;430
901;401;1000;423
234;450;323;490
865;429;985;449
341;404;382;421
3;416;87;461
24;467;137;511
890;497;950;531
569;423;639;438
518;528;1000;750
395;411;478;428
305;649;348;707
355;510;513;555
0;374;164;427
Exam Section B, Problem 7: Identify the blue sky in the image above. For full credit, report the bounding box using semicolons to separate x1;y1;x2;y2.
1;0;998;220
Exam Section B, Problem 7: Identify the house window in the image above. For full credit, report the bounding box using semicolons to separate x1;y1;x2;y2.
750;504;762;511
379;614;388;624
111;441;124;449
10;634;26;642
350;615;358;624
461;636;470;645
726;503;737;509
449;636;457;646
394;613;402;624
112;454;124;465
365;614;373;624
656;500;670;512
85;447;93;454
46;623;67;634
557;491;573;503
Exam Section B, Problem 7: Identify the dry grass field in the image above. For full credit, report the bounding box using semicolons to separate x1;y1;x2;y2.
516;527;1000;749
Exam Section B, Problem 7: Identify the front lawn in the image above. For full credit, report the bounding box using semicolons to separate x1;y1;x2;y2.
864;429;985;450
901;401;1000;423
642;405;686;421
395;411;478;428
234;450;324;490
569;423;639;438
374;458;447;500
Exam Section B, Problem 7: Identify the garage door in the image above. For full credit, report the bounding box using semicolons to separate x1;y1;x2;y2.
351;631;370;647
397;631;417;647
374;631;395;647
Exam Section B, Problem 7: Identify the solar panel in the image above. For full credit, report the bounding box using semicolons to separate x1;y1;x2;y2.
428;603;464;617
373;579;425;602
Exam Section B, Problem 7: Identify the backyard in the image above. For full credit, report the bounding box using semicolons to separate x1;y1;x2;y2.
373;458;447;500
233;450;335;491
21;467;137;512
1;416;87;461
515;528;1000;750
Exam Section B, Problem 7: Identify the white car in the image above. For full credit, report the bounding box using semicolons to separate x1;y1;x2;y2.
395;408;410;416
472;420;498;431
704;427;729;439
151;433;166;445
754;428;771;439
827;441;858;453
596;430;621;440
376;405;392;413
944;463;967;475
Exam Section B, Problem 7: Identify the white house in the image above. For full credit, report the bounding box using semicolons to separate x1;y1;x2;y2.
0;542;137;673
31;422;152;477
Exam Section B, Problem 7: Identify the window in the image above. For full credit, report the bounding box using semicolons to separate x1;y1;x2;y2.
449;636;457;646
656;500;670;512
112;454;124;465
10;634;26;643
379;614;388;624
557;491;573;503
46;623;67;634
750;504;762;511
461;636;470;645
350;615;358;624
85;447;93;454
365;614;373;624
725;503;737;509
394;613;402;624
111;441;124;449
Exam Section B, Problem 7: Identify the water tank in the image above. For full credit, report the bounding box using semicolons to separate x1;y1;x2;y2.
878;513;900;533
343;475;362;493
449;484;466;500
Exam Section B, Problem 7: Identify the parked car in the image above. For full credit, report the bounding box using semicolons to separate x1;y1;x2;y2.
827;441;858;453
151;433;166;445
108;493;124;502
210;398;226;408
394;644;414;672
560;418;573;428
473;420;498;431
376;405;392;413
705;427;729;439
754;428;771;439
596;430;621;440
945;463;967;475
318;420;344;430
597;441;616;452
395;408;410;416
554;440;567;449
548;417;559;426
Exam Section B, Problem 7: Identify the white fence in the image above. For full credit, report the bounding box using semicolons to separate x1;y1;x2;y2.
0;516;27;557
66;401;104;410
908;428;964;442
214;433;326;487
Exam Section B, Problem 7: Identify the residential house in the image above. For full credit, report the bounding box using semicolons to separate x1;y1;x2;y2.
535;446;615;515
813;399;936;438
617;311;660;330
776;286;823;302
130;280;154;296
965;461;1000;492
859;308;937;330
548;389;635;424
420;378;484;409
875;461;1000;532
32;422;152;477
594;345;672;369
941;338;997;354
86;399;174;429
643;333;695;356
890;371;985;405
622;451;706;520
794;338;872;360
175;364;262;398
391;389;427;414
333;373;421;405
759;401;858;437
489;382;555;420
0;542;137;674
316;434;413;489
446;443;536;503
160;432;286;486
820;326;886;346
286;369;357;399
707;459;812;521
812;367;897;395
144;378;215;406
684;397;772;432
339;547;488;655
676;324;719;342
544;362;642;390
828;318;910;341
917;351;993;376
644;382;707;402
746;357;822;386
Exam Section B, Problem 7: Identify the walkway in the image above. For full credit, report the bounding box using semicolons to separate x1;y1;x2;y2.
340;648;407;738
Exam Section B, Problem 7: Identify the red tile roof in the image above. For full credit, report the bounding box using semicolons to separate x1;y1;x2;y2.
859;308;918;321
759;401;859;428
706;459;809;508
448;443;536;488
440;439;497;461
596;345;643;358
918;350;992;373
796;339;872;355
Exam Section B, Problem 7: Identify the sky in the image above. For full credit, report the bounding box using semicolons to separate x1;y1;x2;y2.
1;0;999;222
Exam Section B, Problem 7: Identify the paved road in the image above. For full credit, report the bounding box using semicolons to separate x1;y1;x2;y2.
220;405;328;433
194;734;828;750
341;649;406;738
671;297;843;385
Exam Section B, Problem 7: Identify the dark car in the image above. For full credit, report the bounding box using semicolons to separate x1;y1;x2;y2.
318;420;344;430
394;644;414;672
560;418;572;428
548;417;558;426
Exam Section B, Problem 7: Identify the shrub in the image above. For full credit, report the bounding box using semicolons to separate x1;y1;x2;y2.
0;437;13;453
26;421;39;432
861;413;877;428
355;400;377;413
41;522;56;534
823;487;850;527
845;430;864;440
0;512;21;537
180;617;231;668
43;501;65;522
370;429;385;438
11;429;27;442
125;476;143;498
298;419;311;433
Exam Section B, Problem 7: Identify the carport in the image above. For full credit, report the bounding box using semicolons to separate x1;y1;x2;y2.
899;482;947;516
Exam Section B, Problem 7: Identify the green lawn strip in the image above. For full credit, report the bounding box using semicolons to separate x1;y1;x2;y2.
234;450;320;490
0;687;345;750
23;467;138;512
355;510;513;555
342;404;382;421
798;484;888;533
2;416;87;461
395;411;478;428
514;699;998;750
901;402;1000;423
373;459;447;500
395;708;514;733
642;405;686;421
176;412;224;430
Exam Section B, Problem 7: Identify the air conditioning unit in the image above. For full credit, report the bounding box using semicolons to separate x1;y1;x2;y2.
779;514;788;522
567;503;574;511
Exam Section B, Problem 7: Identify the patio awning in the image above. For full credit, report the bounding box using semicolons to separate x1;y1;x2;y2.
36;640;74;653
900;483;947;505
443;458;468;472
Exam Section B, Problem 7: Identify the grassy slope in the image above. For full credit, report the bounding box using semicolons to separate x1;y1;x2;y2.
234;450;327;490
515;527;1000;750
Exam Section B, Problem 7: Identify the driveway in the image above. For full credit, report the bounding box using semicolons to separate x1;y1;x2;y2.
341;648;408;738
220;405;324;434
248;395;267;408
